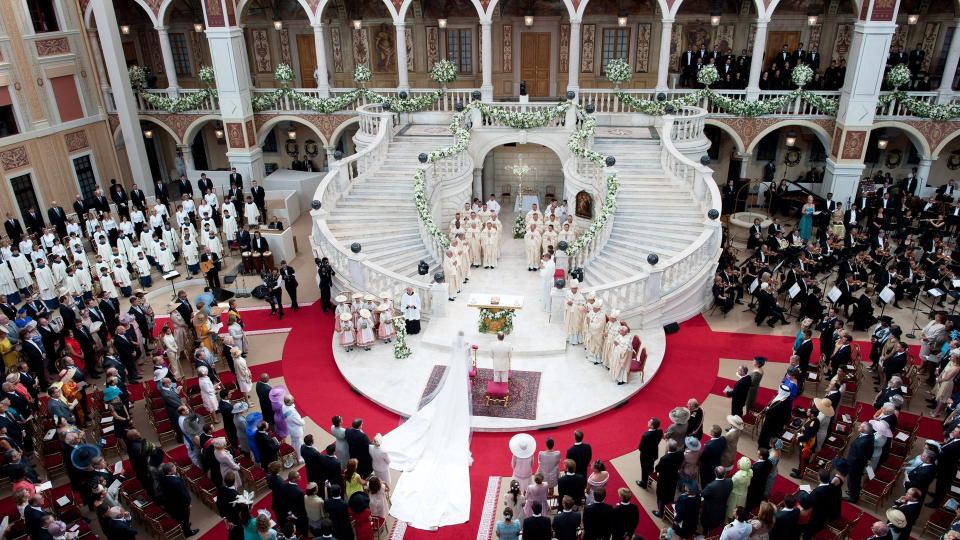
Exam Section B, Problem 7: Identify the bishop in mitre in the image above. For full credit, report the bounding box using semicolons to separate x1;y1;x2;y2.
563;280;586;345
584;299;607;365
610;325;634;385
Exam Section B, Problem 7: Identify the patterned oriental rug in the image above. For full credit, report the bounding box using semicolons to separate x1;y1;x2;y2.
419;366;541;420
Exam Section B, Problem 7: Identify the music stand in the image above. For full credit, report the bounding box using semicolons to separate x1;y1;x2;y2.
163;270;182;297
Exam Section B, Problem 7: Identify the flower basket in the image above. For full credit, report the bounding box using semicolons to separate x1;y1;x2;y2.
430;59;458;87
274;63;294;86
886;64;911;90
697;65;719;88
354;64;372;85
791;64;813;88
604;57;632;87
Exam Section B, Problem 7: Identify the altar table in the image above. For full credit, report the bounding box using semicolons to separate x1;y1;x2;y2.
467;293;524;334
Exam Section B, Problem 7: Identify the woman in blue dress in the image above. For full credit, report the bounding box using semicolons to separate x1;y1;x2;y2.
799;195;817;241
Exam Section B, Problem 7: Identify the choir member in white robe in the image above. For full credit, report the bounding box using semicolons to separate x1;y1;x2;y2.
133;253;153;288
610;327;634;385
0;262;16;298
244;197;261;226
73;263;94;298
540;253;556;313
182;239;200;274
98;269;118;299
206;234;224;259
524;225;542;271
466;224;482;267
222;209;238;247
161;226;180;256
584;300;607;364
156;244;176;273
95;238;112;262
601;310;622;369
356;309;375;350
34;260;57;303
282;396;305;463
442;250;460;300
400;287;422;334
112;261;133;297
480;223;499;269
563;280;586;345
486;195;501;215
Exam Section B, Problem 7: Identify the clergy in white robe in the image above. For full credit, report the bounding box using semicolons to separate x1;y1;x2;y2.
442;250;460;299
466;224;482;266
524;225;542;270
563;281;586;345
601;311;622;369
488;214;503;234
526;204;543;225
400;287;422;334
244;199;261;226
480;223;499;268
156;244;176;273
490;333;512;383
584;300;607;364
542;225;558;253
34;261;57;302
610;327;634;384
558;223;576;246
486;196;501;215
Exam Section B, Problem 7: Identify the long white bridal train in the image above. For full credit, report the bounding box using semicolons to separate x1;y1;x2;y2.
380;331;473;530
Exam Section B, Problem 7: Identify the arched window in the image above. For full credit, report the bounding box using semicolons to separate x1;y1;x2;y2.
27;0;59;33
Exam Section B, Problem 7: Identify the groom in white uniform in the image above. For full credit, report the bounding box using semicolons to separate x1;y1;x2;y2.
490;332;512;383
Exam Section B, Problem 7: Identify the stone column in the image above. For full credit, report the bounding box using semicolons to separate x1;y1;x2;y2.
938;19;960;100
202;0;264;181
567;21;582;94
156;27;180;95
326;146;336;166
92;0;152;182
746;19;769;98
656;18;674;92
312;22;331;97
396;23;410;92
481;21;493;100
178;145;196;173
473;167;483;200
914;158;936;196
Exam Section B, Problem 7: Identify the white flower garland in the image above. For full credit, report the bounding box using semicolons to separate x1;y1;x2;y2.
615;88;838;117
430;59;458;86
129;65;219;114
371;90;443;113
604;57;632;85
566;174;620;256
473;101;571;129
478;308;515;334
413;169;450;249
392;315;412;359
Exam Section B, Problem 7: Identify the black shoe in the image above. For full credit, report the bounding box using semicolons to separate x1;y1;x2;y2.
926;502;940;508
449;298;455;301
635;480;647;489
185;529;199;538
652;511;663;518
790;472;802;479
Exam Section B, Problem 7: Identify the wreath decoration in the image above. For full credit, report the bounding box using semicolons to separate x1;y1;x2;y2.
784;148;802;167
478;308;515;334
885;149;903;169
304;139;319;158
285;140;298;157
948;153;960;171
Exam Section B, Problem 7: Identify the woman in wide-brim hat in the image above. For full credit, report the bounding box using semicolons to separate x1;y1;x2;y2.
337;312;356;351
665;406;691;448
509;433;536;490
356;308;375;350
71;444;102;470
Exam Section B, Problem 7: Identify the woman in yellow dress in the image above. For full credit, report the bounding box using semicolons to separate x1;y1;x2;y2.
0;326;18;373
57;368;86;425
344;458;367;499
194;311;215;351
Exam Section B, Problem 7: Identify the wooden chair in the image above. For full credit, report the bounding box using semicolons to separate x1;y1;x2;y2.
630;335;646;382
544;184;557;200
371;515;388;539
922;498;959;538
500;184;512;204
825;510;863;539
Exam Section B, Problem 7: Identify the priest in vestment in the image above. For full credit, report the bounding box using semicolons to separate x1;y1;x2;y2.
563;280;586;345
442;250;460;301
400;287;422;334
601;310;622;369
610;326;634;385
524;225;542;271
584;300;607;364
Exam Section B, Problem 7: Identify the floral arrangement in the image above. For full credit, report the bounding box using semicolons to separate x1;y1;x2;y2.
791;64;813;88
566;174;620;257
275;63;294;84
129;64;219;114
568;113;606;166
128;66;146;88
474;101;571;129
614;92;702;115
886;64;912;89
616;87;838;117
513;215;526;239
392;315;411;359
427;110;472;162
478;308;514;334
413;169;450;249
604;58;632;86
430;59;459;86
198;66;216;85
354;64;372;84
697;65;719;87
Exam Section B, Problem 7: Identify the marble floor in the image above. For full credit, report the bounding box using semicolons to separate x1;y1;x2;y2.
332;216;666;431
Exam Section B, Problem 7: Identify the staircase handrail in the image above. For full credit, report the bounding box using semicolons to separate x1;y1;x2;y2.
311;106;434;305
657;112;723;295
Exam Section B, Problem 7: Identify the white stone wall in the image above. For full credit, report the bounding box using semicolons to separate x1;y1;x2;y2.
488;143;565;207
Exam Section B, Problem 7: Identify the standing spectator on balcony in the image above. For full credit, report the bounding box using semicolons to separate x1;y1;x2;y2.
176;174;193;200
888;46;908;67
251;181;267;224
736;49;751;76
909;42;926;74
792;42;806;65
774;44;791;70
806;46;821;71
680;48;697;88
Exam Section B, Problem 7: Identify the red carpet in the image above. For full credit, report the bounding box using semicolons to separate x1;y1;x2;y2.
195;310;934;540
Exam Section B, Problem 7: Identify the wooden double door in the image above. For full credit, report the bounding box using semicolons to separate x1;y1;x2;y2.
764;31;802;70
297;34;317;87
520;32;551;97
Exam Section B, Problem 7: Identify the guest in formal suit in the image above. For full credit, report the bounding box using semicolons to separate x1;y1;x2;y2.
865;521;892;540
157;462;198;536
904;450;937;500
746;448;773;509
47;202;68;238
557;458;586;507
4;213;23;241
130;184;147;211
770;493;801;540
887;488;922;539
279;470;308;534
24;207;45;236
726;365;752;417
700;466;732;533
255;374;273;429
154;180;170;207
636;417;662;489
254;421;280;468
611;487;639;539
672;483;700;539
522;501;552;540
176;175;193;199
552;496;581;540
197;173;214;195
251;181;267;223
909;43;925;73
216;471;241;525
345;418;372;477
699;425;726;485
323;484;353;540
103;505;138;539
229;168;243;189
565;429;592;476
653;439;682;517
928;425;960;506
582;486;613;540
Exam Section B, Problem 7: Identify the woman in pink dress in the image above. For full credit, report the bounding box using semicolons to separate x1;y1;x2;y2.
337;313;355;351
536;437;562;495
523;472;549;518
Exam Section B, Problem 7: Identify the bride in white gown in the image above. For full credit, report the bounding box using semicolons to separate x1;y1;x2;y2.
381;331;473;530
